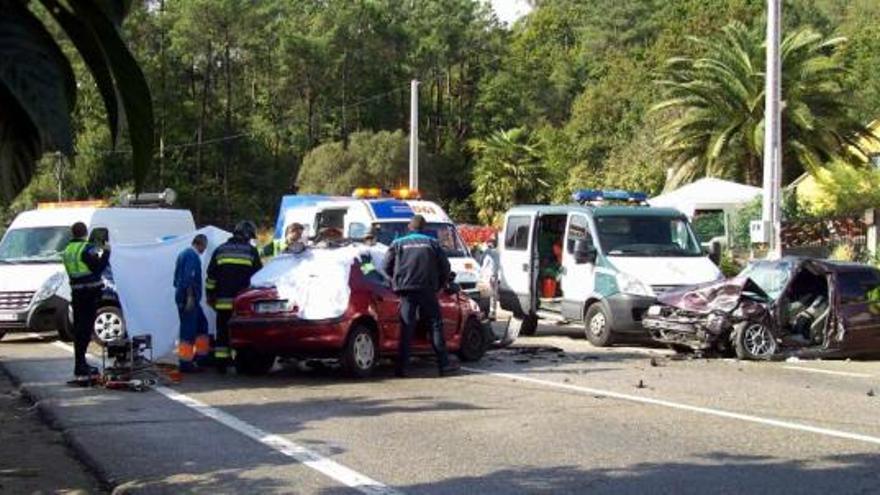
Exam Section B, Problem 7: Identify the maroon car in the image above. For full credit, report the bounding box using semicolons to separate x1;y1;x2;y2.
228;256;490;377
643;257;880;359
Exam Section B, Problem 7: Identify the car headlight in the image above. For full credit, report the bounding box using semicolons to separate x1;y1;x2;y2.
33;272;65;303
616;272;653;297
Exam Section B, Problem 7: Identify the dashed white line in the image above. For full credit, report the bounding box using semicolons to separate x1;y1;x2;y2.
51;341;401;495
462;366;880;447
782;366;872;378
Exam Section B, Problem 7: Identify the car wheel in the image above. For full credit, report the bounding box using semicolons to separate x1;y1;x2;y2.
342;325;377;378
94;306;125;343
56;307;74;342
585;304;615;347
234;349;276;376
732;322;777;360
458;318;487;362
519;314;538;336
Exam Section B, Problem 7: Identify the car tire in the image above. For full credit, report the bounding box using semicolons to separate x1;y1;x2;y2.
56;307;74;342
342;324;378;378
458;318;487;362
94;306;126;343
585;304;615;347
732;321;777;360
519;314;538;336
234;349;276;376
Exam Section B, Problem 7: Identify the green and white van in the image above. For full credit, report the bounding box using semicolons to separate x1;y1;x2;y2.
498;190;723;346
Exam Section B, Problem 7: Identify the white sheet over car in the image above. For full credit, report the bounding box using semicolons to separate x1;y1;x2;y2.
111;226;231;360
250;244;387;321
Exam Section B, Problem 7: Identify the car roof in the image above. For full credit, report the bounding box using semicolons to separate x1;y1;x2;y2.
505;204;686;218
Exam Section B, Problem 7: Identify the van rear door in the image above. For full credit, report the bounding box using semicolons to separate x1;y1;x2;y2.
499;212;537;316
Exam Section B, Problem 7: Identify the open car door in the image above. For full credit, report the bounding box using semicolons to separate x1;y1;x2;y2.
498;212;537;317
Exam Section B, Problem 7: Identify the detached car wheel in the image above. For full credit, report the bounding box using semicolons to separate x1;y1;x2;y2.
94;306;126;343
234;349;276;376
342;325;378;378
585;304;615;347
458;318;487;362
732;322;777;360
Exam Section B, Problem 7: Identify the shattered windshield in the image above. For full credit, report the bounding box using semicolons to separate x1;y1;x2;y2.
739;260;795;300
0;227;71;263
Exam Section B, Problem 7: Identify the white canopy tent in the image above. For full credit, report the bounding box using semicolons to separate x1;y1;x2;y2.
649;178;761;245
648;177;762;218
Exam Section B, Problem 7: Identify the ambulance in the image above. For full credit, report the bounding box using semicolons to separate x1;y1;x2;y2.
272;188;485;310
0;198;195;342
498;190;723;346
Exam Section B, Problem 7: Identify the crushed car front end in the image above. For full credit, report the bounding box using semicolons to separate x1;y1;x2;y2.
644;306;734;351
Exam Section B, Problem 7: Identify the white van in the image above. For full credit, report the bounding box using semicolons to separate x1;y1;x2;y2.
499;190;722;346
273;192;485;309
0;203;195;341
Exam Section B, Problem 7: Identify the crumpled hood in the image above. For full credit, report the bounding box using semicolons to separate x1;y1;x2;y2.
657;276;768;314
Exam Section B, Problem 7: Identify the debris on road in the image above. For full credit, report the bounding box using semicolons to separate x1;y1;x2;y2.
868;389;875;397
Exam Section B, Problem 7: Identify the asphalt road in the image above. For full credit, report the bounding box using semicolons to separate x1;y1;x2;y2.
2;319;880;494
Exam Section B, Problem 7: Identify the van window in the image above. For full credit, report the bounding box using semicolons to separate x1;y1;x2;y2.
596;215;702;257
349;222;367;239
89;228;109;247
505;216;531;251
566;215;592;253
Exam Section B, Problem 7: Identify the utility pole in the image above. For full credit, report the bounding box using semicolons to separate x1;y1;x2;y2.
409;79;419;191
762;0;783;259
54;152;63;201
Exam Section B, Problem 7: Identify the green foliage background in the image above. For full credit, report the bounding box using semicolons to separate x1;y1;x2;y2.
6;0;880;230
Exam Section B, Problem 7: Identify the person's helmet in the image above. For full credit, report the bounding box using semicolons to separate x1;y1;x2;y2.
233;220;257;240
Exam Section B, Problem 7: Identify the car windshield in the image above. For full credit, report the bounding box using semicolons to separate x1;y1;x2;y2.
0;227;71;263
596;215;702;257
374;222;469;257
739;260;795;300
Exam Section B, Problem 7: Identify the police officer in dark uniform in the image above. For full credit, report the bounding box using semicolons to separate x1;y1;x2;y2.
62;222;110;383
383;215;459;377
206;221;262;373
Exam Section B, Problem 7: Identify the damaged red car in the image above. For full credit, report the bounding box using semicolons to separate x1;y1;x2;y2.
643;257;880;359
228;249;491;377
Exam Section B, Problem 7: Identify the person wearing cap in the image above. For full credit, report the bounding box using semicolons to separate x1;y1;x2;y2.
283;223;307;254
383;214;459;377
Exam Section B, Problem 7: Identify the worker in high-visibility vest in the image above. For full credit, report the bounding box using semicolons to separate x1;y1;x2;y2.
206;221;262;373
62;222;110;384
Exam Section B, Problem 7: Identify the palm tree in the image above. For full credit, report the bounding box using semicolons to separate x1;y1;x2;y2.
469;127;548;225
0;0;153;203
653;22;874;189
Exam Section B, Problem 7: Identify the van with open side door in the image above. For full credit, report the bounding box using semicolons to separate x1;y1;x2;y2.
0;201;195;342
498;190;723;346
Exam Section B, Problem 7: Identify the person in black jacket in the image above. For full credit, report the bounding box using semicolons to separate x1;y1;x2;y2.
62;222;110;383
206;221;262;373
383;215;459;377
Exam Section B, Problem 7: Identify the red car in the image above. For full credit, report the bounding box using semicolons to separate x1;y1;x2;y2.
229;256;491;377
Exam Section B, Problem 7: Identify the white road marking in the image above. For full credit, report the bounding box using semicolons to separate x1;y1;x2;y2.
462;366;880;447
51;342;401;495
782;366;872;378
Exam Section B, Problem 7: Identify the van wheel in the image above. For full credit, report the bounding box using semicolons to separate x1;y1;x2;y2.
234;349;276;376
94;306;125;343
585;304;615;347
342;325;377;378
519;315;538;336
458;319;487;362
732;322;777;360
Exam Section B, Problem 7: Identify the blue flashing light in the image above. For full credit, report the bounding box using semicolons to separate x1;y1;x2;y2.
572;189;648;204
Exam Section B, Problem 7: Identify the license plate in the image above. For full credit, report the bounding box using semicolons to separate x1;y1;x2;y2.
647;306;663;317
254;300;292;314
0;312;19;322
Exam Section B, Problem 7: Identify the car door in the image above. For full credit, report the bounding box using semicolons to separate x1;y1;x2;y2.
835;269;880;353
362;269;401;353
438;289;462;349
560;213;596;320
498;212;537;316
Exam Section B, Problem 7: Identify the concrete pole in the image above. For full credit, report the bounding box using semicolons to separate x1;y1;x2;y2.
762;0;783;259
409;79;419;191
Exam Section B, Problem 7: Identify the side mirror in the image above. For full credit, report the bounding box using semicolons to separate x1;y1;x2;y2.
707;240;722;266
573;240;597;265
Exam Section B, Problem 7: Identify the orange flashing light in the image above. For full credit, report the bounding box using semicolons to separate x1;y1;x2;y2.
351;187;422;200
38;200;108;210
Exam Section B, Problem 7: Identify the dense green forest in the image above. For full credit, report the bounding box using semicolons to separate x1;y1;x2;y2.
7;0;880;229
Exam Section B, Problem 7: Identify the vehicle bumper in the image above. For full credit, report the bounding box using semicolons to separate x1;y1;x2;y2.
643;316;715;350
0;296;68;334
605;294;656;334
229;316;349;356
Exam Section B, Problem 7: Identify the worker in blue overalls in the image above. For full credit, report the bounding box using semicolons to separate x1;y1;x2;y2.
174;234;209;372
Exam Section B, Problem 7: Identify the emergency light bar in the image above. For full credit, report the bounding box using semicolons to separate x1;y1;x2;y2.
37;200;109;209
352;187;421;200
572;189;648;205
